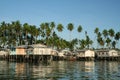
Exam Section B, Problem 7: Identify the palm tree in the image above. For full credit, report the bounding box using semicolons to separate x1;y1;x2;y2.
94;27;99;35
86;35;93;49
108;29;115;48
115;32;120;41
94;27;99;48
35;27;40;44
97;37;104;48
79;39;86;49
77;25;82;39
106;37;111;48
57;23;64;32
14;21;22;46
102;29;108;38
67;23;74;41
112;41;116;49
44;23;51;46
50;22;55;35
102;29;108;48
23;23;30;45
29;25;34;44
108;29;115;38
0;21;10;47
40;23;45;40
114;32;120;48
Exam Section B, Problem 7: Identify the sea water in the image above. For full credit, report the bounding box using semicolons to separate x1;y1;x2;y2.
0;61;120;80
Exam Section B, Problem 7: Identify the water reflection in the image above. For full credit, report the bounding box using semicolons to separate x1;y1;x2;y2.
0;61;120;80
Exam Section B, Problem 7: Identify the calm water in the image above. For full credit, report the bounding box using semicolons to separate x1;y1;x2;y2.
0;61;120;80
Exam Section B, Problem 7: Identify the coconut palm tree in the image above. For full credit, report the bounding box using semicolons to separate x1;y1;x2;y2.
114;32;120;48
50;22;55;35
94;27;99;35
108;29;115;48
77;25;82;39
44;23;51;46
29;25;34;44
112;41;116;49
115;32;120;41
109;29;115;37
23;23;30;45
106;37;111;48
102;29;108;48
102;29;108;38
79;39;86;49
94;27;99;48
14;21;22;46
35;27;40;44
57;23;64;32
86;35;93;49
69;38;78;50
0;21;10;47
97;37;104;48
40;23;46;40
67;23;74;41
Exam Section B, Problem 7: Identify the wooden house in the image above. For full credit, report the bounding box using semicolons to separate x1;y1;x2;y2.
109;49;118;57
95;49;119;60
0;49;9;56
76;50;95;60
0;49;9;59
32;44;52;55
16;45;33;55
51;50;59;56
31;44;56;61
33;47;53;55
58;50;76;60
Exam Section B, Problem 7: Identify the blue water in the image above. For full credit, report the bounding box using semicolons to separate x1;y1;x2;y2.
0;61;120;80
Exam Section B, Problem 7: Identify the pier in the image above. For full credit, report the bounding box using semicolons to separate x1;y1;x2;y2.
5;54;53;63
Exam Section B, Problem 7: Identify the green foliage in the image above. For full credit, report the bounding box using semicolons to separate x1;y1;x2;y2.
0;21;119;50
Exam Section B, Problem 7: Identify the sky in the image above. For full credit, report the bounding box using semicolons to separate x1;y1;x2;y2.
0;0;120;47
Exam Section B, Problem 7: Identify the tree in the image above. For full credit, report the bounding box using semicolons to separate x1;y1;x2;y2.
23;23;30;45
108;29;115;48
102;29;108;48
102;29;108;38
108;29;115;38
79;39;86;49
115;32;120;41
94;27;99;48
0;21;7;47
94;27;99;34
40;23;45;39
114;32;120;48
112;41;116;49
67;23;74;41
97;37;104;48
50;22;55;35
77;25;82;38
57;24;64;32
106;37;111;48
69;38;78;50
14;20;22;46
86;35;93;49
29;25;40;44
44;23;51;46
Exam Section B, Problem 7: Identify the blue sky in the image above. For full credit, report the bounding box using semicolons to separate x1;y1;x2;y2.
0;0;120;47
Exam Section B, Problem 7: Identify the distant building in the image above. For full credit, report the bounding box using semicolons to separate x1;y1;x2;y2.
16;45;33;55
0;49;9;56
76;49;95;60
95;49;119;57
77;50;95;57
95;49;119;60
